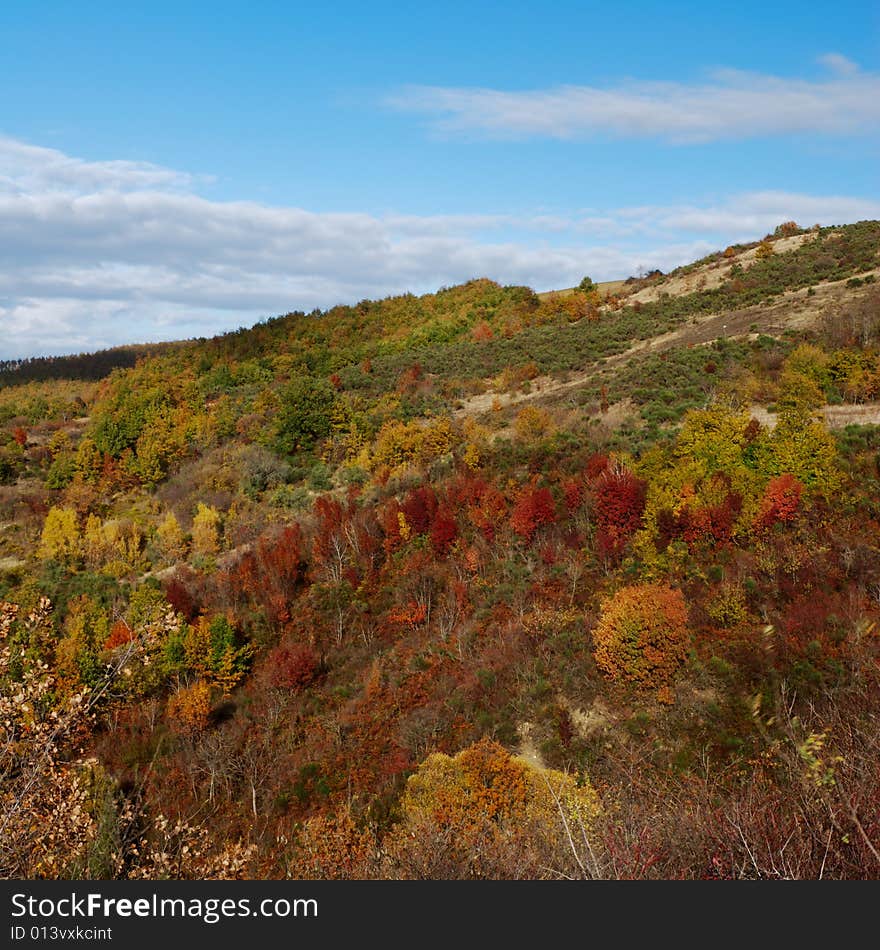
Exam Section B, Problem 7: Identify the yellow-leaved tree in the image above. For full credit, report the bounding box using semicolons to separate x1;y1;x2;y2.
191;503;221;558
385;738;602;879
37;507;80;563
156;511;188;562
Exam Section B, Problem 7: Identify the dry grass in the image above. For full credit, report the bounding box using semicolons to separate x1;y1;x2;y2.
455;268;880;423
538;279;628;301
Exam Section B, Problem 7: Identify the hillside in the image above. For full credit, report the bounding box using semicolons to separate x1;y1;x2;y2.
1;219;879;880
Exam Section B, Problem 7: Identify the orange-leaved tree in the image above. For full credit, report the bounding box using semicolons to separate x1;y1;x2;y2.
593;584;689;689
753;473;804;532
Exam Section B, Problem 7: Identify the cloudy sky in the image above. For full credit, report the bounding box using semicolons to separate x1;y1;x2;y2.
1;1;878;359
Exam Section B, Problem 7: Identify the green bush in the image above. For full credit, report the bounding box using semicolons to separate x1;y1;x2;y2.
275;376;337;454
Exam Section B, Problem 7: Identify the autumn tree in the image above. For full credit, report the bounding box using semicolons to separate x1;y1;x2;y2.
471;320;494;342
561;476;585;514
234;522;306;626
79;516;146;576
166;680;213;733
401;485;438;535
74;437;102;483
267;641;322;691
430;507;458;555
362;417;456;473
761;409;841;492
184;615;252;693
774;220;800;238
191;502;222;558
82;514;107;569
753;473;803;531
592;463;647;558
55;594;109;690
156;511;188;562
514;405;553;442
37;506;80;563
593;584;689;691
462;479;507;543
510;484;556;543
386;739;602;879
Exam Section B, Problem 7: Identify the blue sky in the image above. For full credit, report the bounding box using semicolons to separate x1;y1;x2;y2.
1;0;878;357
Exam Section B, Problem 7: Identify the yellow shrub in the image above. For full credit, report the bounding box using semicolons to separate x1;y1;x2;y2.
156;511;188;562
514;405;553;442
192;503;221;557
593;584;689;688
706;585;751;628
400;739;600;844
37;507;80;562
366;417;457;472
167;680;213;733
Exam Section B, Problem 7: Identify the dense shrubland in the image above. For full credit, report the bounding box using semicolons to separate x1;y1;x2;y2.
1;221;879;879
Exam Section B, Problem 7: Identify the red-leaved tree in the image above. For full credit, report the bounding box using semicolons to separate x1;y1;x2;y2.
754;474;804;532
510;484;556;543
593;464;647;558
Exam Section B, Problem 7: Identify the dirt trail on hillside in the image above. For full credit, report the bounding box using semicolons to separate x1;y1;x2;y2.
750;403;880;430
626;233;813;304
453;268;879;420
516;722;545;769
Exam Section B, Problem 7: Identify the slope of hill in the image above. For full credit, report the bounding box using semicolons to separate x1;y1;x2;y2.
1;220;879;880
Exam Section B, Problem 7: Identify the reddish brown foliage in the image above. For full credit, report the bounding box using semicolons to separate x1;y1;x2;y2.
268;642;322;691
464;482;507;543
397;362;424;393
164;574;199;621
446;470;490;509
670;488;743;548
561;476;584;514
510;484;556;542
430;507;458;555
402;486;438;535
593;465;647;557
100;452;138;492
228;523;305;625
754;474;804;532
380;499;405;555
471;320;494;342
292;810;375;879
586;452;610;480
387;600;428;629
312;497;345;564
103;619;134;651
744;417;762;442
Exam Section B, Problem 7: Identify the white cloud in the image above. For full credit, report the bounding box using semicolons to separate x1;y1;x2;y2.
0;136;197;195
387;60;880;143
616;191;880;237
0;135;877;359
818;52;860;77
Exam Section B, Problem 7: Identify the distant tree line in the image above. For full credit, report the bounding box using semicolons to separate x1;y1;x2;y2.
0;343;175;388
